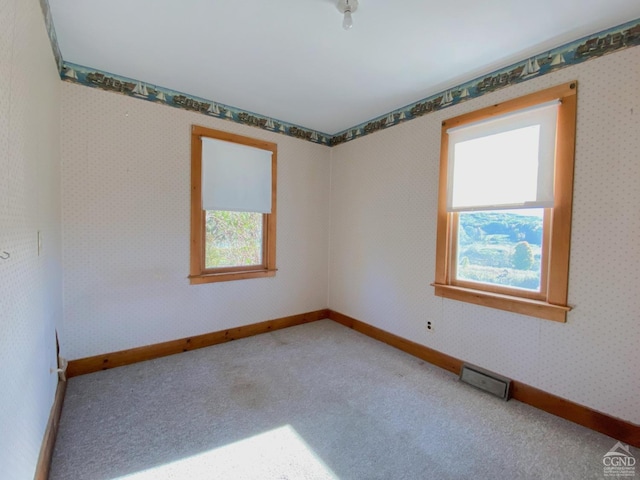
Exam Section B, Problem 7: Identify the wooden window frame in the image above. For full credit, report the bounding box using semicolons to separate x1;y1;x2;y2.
433;81;578;322
189;125;277;284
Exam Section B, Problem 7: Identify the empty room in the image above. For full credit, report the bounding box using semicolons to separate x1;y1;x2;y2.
2;0;639;479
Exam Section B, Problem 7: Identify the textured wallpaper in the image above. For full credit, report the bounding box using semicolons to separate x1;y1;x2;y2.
61;84;331;360
0;0;63;478
329;47;640;424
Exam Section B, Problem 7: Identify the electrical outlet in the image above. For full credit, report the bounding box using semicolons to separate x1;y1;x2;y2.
427;321;433;332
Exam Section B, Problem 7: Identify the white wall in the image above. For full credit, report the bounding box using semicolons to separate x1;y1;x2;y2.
60;83;331;360
329;47;640;424
0;0;63;478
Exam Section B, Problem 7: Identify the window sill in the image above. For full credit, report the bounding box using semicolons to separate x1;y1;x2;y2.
189;269;276;285
432;283;571;322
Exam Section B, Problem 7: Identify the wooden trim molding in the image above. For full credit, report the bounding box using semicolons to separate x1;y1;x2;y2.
189;125;277;285
329;310;463;375
34;379;67;480
60;308;639;447
432;284;570;323
328;309;640;448
67;309;329;377
434;82;577;323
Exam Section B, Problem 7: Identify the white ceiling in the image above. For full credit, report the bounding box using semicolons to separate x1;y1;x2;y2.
49;0;640;134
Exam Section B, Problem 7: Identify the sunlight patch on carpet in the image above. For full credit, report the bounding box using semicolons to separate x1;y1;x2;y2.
114;425;338;480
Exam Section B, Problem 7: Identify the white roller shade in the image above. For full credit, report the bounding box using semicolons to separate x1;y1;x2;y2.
446;100;559;212
201;137;273;213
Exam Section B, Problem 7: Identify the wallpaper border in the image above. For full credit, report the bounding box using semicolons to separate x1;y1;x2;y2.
60;62;333;146
38;0;63;72
331;17;640;146
40;4;639;147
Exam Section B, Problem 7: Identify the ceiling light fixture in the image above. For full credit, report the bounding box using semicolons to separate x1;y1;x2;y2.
337;0;359;30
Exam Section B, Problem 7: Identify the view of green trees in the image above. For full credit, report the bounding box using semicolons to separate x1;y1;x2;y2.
205;210;263;268
457;210;543;291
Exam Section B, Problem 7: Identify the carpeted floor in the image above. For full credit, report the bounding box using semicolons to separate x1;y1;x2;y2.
50;320;636;479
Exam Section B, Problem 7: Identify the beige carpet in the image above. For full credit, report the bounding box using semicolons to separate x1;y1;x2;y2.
50;320;636;479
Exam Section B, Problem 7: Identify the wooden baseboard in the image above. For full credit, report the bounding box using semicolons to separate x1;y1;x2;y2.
67;309;330;378
63;307;639;446
329;309;464;375
328;309;640;448
34;379;67;480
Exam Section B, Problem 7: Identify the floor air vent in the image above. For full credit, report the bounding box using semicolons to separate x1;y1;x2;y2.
460;364;511;401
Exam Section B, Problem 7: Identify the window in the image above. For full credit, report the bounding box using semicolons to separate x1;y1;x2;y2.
189;126;277;284
433;82;577;322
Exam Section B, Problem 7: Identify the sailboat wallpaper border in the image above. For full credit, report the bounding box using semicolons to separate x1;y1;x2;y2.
39;0;63;72
331;17;640;146
60;62;332;146
49;11;639;147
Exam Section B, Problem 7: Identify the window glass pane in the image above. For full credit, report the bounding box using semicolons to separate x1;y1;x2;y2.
456;209;543;291
205;210;263;268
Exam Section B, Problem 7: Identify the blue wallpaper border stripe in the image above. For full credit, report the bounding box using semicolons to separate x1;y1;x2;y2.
38;1;640;148
331;17;640;146
39;0;63;72
59;62;333;146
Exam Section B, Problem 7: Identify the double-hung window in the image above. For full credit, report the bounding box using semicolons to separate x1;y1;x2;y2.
433;82;577;322
189;126;277;284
